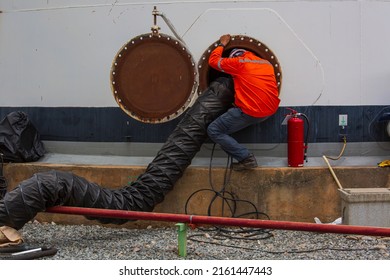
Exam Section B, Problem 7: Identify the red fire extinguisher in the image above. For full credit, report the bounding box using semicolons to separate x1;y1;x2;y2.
286;108;309;167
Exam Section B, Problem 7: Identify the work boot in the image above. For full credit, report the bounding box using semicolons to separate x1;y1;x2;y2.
232;154;258;171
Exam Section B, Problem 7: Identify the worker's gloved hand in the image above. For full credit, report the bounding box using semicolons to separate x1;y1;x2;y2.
219;34;231;47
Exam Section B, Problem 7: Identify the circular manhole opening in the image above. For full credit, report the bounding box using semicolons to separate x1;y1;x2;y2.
197;35;282;95
111;33;197;123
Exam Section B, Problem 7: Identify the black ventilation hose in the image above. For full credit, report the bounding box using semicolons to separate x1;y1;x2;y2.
0;77;234;229
0;154;7;200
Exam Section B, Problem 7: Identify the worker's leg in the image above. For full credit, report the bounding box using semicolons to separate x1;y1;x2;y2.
207;107;266;161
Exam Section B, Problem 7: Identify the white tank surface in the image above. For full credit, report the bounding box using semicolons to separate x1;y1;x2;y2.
0;1;389;159
0;0;389;107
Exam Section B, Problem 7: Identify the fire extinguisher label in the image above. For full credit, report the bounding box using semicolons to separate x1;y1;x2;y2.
281;115;292;125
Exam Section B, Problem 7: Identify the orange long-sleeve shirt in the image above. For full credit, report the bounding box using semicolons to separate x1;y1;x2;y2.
209;46;280;117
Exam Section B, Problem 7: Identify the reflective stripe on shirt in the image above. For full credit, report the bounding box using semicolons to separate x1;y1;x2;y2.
239;59;271;65
218;58;270;71
217;58;225;72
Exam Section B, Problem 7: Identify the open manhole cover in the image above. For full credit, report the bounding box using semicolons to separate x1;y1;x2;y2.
111;33;197;123
197;35;282;95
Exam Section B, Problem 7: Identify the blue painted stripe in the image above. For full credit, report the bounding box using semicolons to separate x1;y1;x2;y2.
0;106;389;143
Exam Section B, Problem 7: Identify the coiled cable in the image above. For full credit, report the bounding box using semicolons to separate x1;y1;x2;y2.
185;144;273;241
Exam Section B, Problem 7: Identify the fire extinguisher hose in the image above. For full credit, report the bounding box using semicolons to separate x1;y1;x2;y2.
299;113;310;162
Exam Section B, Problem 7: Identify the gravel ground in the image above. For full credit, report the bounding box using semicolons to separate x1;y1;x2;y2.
4;220;389;260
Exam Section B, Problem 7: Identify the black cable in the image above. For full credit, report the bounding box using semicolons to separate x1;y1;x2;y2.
185;144;273;241
0;246;58;260
187;235;384;255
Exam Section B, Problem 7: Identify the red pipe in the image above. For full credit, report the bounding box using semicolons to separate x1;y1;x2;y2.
46;206;390;237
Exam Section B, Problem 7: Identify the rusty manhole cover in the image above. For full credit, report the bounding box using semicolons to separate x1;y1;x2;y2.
111;33;197;123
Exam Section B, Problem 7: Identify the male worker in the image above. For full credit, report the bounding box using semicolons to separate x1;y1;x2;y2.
207;34;280;170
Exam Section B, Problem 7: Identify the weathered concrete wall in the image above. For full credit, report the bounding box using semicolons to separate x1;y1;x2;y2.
3;163;389;228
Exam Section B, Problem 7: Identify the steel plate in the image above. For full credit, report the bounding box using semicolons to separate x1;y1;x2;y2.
111;33;197;123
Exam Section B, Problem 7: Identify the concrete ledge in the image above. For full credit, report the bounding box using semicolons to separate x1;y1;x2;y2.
3;162;389;228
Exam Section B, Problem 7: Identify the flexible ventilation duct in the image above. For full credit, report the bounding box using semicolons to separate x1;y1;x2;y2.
0;77;234;230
